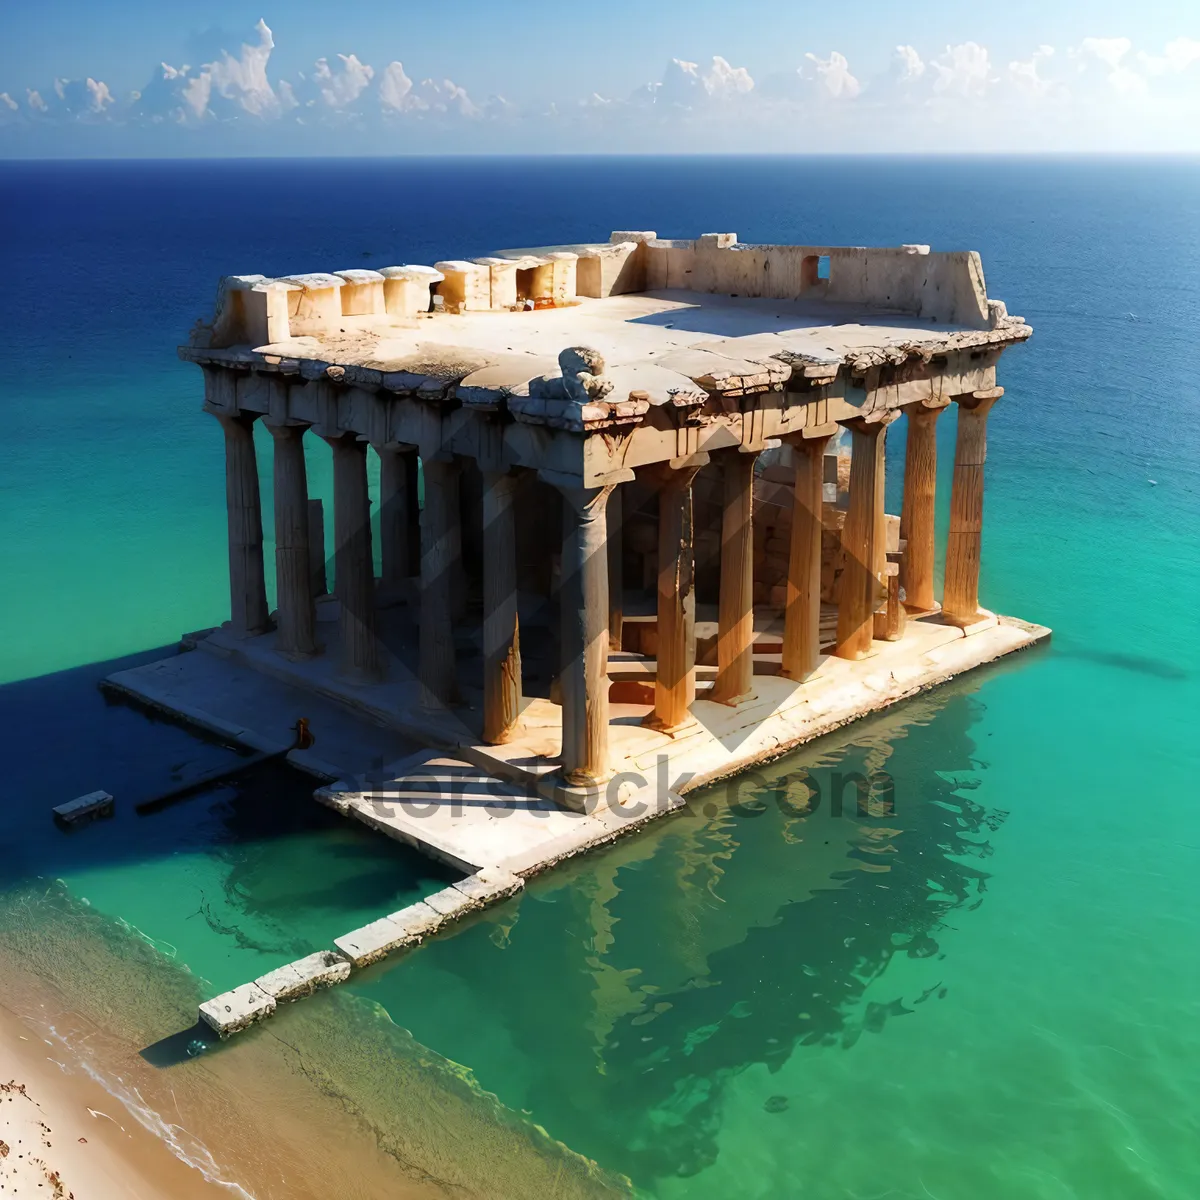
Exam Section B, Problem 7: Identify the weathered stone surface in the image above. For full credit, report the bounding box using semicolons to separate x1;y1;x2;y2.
255;950;352;1001
199;982;276;1036
422;885;477;919
52;790;114;822
453;868;525;902
333;900;443;967
334;915;415;967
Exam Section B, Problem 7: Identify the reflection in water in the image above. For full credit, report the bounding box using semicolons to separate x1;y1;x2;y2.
376;684;1002;1188
1;645;1011;1194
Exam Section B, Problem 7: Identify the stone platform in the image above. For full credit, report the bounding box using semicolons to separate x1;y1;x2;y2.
108;611;1049;876
116;611;1047;1038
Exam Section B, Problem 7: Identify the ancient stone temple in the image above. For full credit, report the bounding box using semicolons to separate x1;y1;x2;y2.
107;229;1054;1031
116;229;1049;879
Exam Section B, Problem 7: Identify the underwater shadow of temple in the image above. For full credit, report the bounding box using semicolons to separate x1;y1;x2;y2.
408;682;999;1186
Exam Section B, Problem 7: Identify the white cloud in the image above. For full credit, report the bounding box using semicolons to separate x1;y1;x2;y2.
1138;37;1200;77
892;45;926;85
1009;45;1059;98
1072;36;1147;95
408;77;480;117
703;55;755;98
642;56;754;107
305;54;375;110
1078;37;1132;71
803;51;860;99
3;22;1199;151
930;42;993;97
378;61;416;111
132;20;279;122
46;76;116;115
205;18;278;116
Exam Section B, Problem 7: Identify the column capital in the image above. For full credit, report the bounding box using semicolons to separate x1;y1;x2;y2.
638;453;709;492
955;386;1003;412
900;396;951;415
318;429;365;448
546;478;617;518
837;410;900;436
206;403;256;428
262;416;310;435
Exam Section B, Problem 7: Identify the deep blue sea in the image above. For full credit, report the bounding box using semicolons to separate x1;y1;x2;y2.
1;156;1199;1198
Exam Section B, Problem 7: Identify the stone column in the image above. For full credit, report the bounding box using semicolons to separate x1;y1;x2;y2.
266;422;318;659
446;460;467;621
482;470;521;744
322;433;382;680
835;417;891;660
645;456;707;732
944;388;1002;625
711;448;760;705
899;401;945;613
212;410;269;637
557;482;615;786
307;499;327;597
607;484;624;652
419;456;459;706
378;445;418;603
781;432;835;681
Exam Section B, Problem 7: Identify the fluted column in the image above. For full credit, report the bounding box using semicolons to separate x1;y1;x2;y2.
899;401;946;613
267;422;318;659
711;448;760;705
944;388;1002;625
557;481;616;786
482;470;521;744
419;456;459;706
781;431;835;681
607;485;624;652
644;456;707;732
835;417;892;660
446;460;467;621
323;433;381;681
378;444;418;603
212;410;269;637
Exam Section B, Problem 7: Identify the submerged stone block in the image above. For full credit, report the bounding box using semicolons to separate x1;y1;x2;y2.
199;982;276;1037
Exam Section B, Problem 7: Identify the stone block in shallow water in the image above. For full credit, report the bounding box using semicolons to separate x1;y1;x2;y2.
452;868;524;904
333;900;443;968
199;982;276;1037
52;790;114;823
423;885;477;920
255;950;352;1002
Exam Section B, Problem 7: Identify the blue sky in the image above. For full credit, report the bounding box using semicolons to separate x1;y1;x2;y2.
2;1;1199;155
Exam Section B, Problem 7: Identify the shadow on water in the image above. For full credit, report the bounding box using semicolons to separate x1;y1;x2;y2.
1054;644;1190;681
3;641;1034;1190
353;674;1007;1189
140;1019;223;1066
0;647;456;966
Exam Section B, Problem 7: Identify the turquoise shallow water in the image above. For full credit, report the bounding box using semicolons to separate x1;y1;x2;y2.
1;156;1199;1197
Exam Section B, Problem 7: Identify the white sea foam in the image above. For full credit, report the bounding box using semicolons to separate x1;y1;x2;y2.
45;1024;257;1199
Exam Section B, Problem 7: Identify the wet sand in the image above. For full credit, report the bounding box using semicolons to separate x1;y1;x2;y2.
0;883;631;1199
1;1002;229;1199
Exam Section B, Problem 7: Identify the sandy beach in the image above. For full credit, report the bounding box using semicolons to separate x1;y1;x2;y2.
0;1002;231;1199
0;881;632;1200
